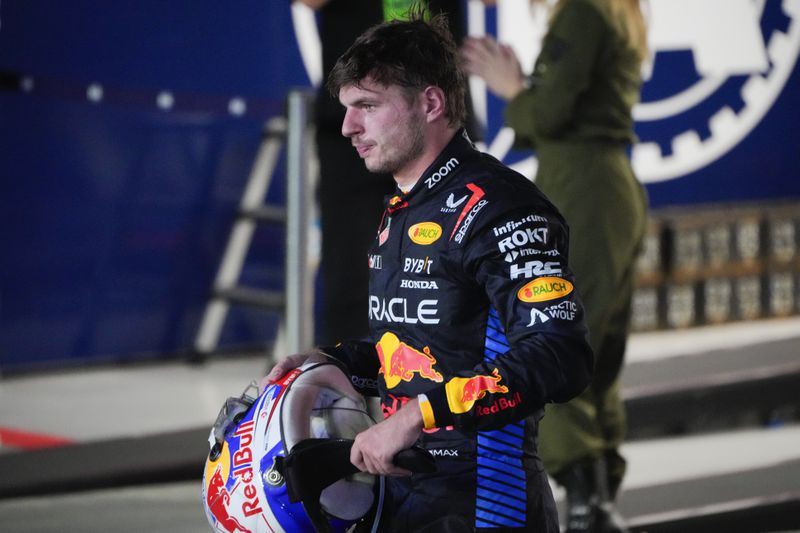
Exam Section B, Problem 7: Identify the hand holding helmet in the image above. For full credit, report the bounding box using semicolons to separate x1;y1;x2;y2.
202;360;435;533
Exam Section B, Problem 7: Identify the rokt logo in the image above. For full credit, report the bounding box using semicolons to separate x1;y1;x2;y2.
497;226;548;253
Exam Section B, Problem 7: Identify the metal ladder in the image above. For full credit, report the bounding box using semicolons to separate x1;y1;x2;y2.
193;90;317;361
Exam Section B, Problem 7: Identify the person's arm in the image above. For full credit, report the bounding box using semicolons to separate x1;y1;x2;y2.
504;0;608;143
417;203;594;433
461;36;526;101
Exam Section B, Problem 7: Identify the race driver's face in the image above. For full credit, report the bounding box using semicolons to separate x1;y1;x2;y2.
339;77;425;180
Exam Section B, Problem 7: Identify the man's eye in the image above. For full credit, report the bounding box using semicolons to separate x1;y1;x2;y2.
363;104;375;111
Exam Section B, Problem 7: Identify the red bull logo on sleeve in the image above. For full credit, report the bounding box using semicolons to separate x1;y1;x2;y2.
376;331;443;389
445;368;509;414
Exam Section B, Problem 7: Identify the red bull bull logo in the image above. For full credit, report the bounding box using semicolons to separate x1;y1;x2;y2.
203;420;262;532
206;465;253;533
376;331;443;389
445;368;509;414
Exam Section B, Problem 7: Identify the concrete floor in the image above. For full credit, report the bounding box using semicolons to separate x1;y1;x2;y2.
1;316;799;532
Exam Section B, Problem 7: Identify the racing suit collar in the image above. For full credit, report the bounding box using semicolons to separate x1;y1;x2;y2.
384;128;477;209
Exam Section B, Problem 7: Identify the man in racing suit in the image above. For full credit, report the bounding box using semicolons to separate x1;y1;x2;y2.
265;11;593;532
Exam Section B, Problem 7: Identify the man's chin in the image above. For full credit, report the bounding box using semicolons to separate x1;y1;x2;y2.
364;161;390;175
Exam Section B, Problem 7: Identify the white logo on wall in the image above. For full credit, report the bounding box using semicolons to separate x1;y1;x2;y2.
470;0;800;183
292;0;800;183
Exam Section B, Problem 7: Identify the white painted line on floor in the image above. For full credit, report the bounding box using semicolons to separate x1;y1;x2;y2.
620;424;800;491
626;316;800;364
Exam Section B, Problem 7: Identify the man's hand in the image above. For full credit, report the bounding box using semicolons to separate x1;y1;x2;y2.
350;397;424;476
260;351;328;392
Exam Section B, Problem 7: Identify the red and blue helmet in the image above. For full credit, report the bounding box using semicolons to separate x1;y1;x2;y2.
202;361;382;533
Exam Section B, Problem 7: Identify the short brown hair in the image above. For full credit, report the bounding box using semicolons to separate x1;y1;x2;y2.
327;10;466;128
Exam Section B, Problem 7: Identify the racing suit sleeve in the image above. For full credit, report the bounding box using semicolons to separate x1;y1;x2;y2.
321;340;382;397
503;0;605;145
418;207;594;432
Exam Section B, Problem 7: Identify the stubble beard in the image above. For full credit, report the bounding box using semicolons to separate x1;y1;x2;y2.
364;111;426;176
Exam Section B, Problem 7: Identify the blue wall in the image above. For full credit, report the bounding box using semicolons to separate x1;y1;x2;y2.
1;1;798;370
0;1;306;369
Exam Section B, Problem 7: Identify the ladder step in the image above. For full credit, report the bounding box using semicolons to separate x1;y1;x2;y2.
213;286;285;310
239;205;287;223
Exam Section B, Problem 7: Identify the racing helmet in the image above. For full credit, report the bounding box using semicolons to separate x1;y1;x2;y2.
202;361;382;533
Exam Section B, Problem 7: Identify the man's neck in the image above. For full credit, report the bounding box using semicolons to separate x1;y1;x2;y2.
394;127;459;191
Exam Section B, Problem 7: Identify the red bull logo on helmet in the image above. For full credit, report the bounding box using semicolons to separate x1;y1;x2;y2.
203;419;262;532
445;368;509;414
376;331;443;389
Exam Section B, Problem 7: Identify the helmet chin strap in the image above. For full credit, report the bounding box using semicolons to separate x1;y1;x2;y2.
278;438;437;533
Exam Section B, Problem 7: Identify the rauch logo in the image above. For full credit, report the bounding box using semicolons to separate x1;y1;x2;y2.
517;277;574;303
408;222;442;245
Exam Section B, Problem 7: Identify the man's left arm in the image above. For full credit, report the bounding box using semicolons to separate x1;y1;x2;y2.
418;205;594;433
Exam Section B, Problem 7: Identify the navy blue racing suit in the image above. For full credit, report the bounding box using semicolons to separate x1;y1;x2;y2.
325;130;593;532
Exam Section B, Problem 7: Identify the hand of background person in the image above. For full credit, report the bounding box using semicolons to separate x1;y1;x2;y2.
350;396;423;476
461;36;526;101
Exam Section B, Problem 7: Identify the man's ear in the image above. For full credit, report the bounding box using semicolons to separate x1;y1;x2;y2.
421;86;448;123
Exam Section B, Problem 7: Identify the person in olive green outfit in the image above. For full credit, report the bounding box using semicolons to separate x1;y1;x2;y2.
462;1;649;531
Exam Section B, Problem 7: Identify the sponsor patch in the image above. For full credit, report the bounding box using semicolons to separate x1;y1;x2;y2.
441;193;468;213
526;300;578;326
376;332;443;389
454;199;488;243
510;260;562;279
517;277;574;302
429;448;459;457
424;158;459;189
449;183;486;242
409;222;442;245
369;296;440;324
368;254;382;270
378;217;391;246
400;279;439;290
504;248;559;263
403;256;433;275
476;392;522;417
497;225;549;253
445;368;509;414
526;308;550;326
492;214;548;236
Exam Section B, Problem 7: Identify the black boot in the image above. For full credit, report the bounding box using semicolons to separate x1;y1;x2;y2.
592;458;629;533
555;459;629;533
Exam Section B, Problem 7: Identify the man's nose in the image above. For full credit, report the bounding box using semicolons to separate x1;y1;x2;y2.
341;108;362;138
